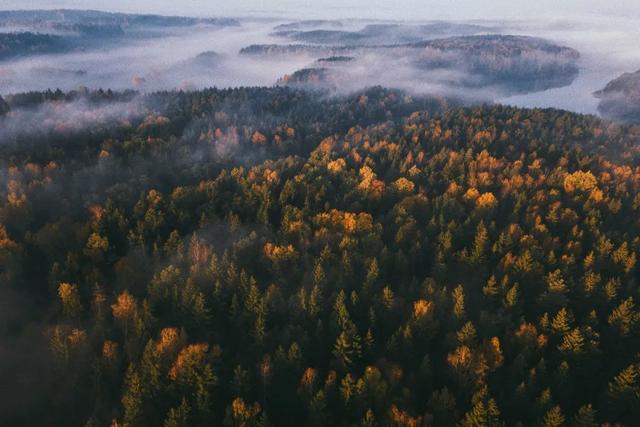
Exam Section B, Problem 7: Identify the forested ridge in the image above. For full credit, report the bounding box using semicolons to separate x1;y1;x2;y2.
0;32;67;60
2;86;640;426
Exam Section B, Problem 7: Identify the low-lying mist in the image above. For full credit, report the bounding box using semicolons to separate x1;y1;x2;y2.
0;97;146;141
0;10;640;118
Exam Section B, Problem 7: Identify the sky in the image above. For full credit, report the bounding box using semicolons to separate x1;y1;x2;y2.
2;0;640;21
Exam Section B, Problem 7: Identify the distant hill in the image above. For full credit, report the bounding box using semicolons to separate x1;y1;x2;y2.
272;22;497;46
0;9;239;30
277;67;334;90
317;56;355;63
594;69;640;122
413;35;580;92
0;10;238;62
191;51;222;67
251;35;580;96
273;19;344;31
0;32;67;60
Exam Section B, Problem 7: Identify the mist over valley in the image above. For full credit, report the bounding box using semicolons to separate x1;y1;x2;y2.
1;9;639;118
4;4;640;427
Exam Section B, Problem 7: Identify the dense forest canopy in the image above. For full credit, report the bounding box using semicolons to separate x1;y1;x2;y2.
2;85;640;426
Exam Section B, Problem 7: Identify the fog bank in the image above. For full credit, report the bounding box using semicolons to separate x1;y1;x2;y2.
0;7;640;116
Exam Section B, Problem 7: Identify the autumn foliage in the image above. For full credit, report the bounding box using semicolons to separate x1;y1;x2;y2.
3;86;640;426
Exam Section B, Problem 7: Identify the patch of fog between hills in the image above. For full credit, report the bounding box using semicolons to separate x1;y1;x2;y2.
0;20;311;93
497;16;640;114
0;98;147;142
0;14;640;115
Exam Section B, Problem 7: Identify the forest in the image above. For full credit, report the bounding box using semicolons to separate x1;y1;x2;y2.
2;86;640;426
0;32;66;60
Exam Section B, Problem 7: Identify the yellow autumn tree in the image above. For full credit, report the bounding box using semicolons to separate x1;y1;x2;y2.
564;171;597;193
392;177;416;193
224;397;261;427
327;158;346;174
463;187;480;202
475;192;498;210
86;232;109;251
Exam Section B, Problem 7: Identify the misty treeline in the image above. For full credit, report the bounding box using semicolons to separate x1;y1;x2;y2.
0;32;66;60
0;9;238;48
246;35;580;97
2;86;640;426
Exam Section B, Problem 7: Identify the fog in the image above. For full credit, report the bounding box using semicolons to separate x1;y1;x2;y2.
0;97;146;140
0;20;297;93
0;5;640;117
500;17;640;114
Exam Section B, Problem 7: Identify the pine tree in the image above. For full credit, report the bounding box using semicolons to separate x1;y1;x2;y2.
122;365;147;426
364;328;375;352
313;262;326;288
453;285;466;320
164;398;190;427
541;269;569;308
460;385;503;427
340;373;356;405
482;275;499;299
382;286;395;310
504;283;519;309
471;221;489;264
231;365;250;398
608;297;639;337
364;258;379;291
457;321;478;346
308;390;327;427
608;363;640;400
542;406;565;427
551;308;572;335
257;192;271;225
333;331;361;369
571;404;597;427
557;328;584;354
308;284;322;317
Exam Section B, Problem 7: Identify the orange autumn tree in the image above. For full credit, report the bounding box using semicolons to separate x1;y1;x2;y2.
111;290;137;338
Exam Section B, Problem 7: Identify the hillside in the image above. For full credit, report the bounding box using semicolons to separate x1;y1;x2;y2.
0;10;238;62
271;22;497;46
243;35;580;96
2;86;640;426
0;9;238;30
0;32;67;60
595;69;640;122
